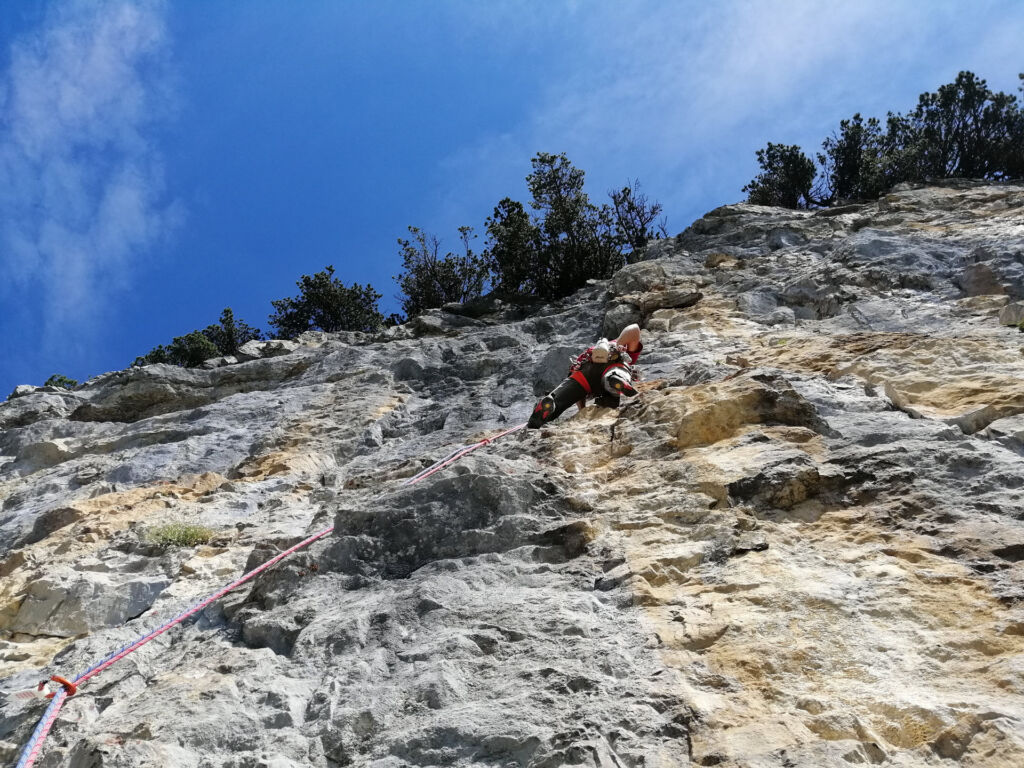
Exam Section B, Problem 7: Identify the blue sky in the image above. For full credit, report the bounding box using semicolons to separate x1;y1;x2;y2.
1;0;1022;395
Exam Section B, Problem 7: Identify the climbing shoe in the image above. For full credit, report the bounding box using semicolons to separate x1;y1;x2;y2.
527;395;557;429
603;366;638;397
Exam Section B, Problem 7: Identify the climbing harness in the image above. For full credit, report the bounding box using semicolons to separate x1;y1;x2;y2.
10;421;527;768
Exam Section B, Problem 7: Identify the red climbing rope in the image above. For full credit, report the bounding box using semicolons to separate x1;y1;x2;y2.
403;422;527;485
12;525;335;768
74;526;337;687
11;421;527;768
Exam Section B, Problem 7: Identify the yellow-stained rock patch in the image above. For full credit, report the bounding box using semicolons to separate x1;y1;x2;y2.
746;331;1024;432
541;377;1024;766
637;372;823;450
660;511;1024;765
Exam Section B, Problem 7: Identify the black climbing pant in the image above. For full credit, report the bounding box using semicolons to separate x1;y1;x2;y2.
527;363;622;428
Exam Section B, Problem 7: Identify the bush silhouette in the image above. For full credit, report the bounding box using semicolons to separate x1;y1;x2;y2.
201;308;263;355
395;226;488;317
134;307;263;368
44;374;78;389
269;266;384;337
745;71;1024;208
743;143;819;208
484;152;665;300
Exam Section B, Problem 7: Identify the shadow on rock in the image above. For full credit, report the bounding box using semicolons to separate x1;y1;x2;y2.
322;457;572;579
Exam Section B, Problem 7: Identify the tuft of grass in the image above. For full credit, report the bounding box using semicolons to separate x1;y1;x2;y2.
145;522;215;549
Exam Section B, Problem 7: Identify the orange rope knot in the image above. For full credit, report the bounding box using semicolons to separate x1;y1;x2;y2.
40;676;77;699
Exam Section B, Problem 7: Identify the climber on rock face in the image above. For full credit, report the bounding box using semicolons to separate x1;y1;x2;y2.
527;323;643;429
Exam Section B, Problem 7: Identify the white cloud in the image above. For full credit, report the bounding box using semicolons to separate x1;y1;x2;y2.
433;0;1024;233
0;0;179;348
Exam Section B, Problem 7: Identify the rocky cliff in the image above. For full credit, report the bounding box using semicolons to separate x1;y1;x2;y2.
2;180;1023;767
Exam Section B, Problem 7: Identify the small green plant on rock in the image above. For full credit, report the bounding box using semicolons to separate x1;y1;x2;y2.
145;522;215;548
44;374;78;389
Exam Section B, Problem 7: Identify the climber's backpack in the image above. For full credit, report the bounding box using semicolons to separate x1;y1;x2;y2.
569;338;624;374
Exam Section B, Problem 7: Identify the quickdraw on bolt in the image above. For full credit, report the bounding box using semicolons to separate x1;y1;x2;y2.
44;676;78;698
14;676;77;703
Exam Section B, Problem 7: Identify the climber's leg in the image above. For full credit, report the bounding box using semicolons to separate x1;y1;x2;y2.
528;377;588;428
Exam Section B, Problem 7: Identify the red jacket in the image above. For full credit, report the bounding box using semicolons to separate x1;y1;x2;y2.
622;342;643;365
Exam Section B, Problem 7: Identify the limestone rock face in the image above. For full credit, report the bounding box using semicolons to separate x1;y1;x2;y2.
2;181;1024;767
10;571;172;638
999;300;1024;326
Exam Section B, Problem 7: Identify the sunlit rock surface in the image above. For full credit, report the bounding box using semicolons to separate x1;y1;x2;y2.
1;180;1023;767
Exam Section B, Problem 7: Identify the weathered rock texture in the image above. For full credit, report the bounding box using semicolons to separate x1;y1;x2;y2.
2;179;1023;767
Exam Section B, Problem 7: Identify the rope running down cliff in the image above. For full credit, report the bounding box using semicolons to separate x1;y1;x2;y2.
11;421;527;768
